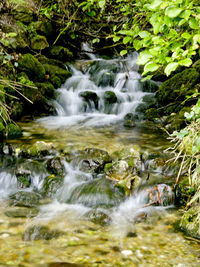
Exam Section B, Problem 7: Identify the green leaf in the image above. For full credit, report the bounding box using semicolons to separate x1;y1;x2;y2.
138;31;150;38
180;10;191;20
172;129;189;139
113;36;120;42
178;58;192;67
136;51;153;65
123;36;132;44
144;62;159;73
165;7;183;18
99;0;105;9
147;0;162;10
120;50;127;56
187;190;200;206
164;62;179;76
6;32;17;38
181;32;191;39
189;17;199;29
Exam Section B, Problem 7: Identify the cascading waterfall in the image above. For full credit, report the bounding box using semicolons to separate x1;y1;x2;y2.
38;51;152;128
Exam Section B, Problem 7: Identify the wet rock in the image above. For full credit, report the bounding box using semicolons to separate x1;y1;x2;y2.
5;207;39;218
46;157;65;176
41;175;64;197
157;68;199;108
33;20;54;38
71;148;112;173
79;91;99;110
7;123;22;139
123;113;135;128
180;205;200;239
49;46;73;61
143;94;156;107
141;79;159;93
9;191;40;207
104;91;118;105
145;108;159;121
68;177;125;208
44;64;72;85
35;82;56;98
31;35;49;50
12;5;34;24
16;170;31;188
85;209;111;225
135;103;147;114
23;225;62;241
18;53;45;82
21;141;55;158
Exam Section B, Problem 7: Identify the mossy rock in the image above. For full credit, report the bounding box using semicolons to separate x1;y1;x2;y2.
123;113;135;128
16;170;31;188
18;53;45;82
44;64;72;84
85;209;111;225
79;91;99;110
7;123;22;139
104;91;118;105
49;46;73;61
5;207;39;218
166;107;191;131
35;82;55;98
143;94;156;106
31;35;49;50
180;206;200;239
1;33;29;51
157;68;199;107
22;141;55;158
141;79;159;93
41;175;64;197
23;225;62;241
9;191;40;207
46;157;65;176
10;101;23;120
33;20;54;38
12;5;34;24
145;108;159;120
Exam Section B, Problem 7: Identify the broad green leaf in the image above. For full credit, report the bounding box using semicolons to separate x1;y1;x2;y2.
164;16;173;27
165;7;183;18
139;31;150;38
136;51;153;65
153;21;162;34
144;62;159;73
6;32;17;38
164;62;179;76
189;18;199;29
184;111;194;120
98;0;105;9
172;129;189;139
113;36;120;42
179;58;192;67
147;0;162;10
178;19;186;26
180;10;191;20
181;32;191;39
123;36;132;44
120;50;127;56
193;34;200;44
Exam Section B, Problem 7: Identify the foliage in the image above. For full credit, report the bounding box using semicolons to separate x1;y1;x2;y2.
168;100;200;206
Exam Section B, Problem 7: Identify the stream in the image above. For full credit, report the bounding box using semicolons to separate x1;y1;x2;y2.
0;50;200;266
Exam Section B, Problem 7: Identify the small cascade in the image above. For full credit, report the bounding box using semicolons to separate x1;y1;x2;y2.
39;50;152;129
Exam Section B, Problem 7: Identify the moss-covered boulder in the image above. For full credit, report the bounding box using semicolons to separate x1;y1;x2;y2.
41;175;64;197
157;68;199;107
123;113;135;128
12;5;34;24
49;46;73;61
21;141;55;158
79;91;99;110
16;170;31;188
33;20;54;38
9;191;40;207
46;157;65;176
23;225;62;241
7;123;22;139
35;82;55;98
145;108;159;121
180;206;200;239
143;94;156;107
18;54;45;82
44;64;72;85
141;79;159;93
31;35;49;50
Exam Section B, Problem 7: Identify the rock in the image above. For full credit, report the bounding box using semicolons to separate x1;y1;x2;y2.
135;103;147;114
18;53;45;82
21;141;55;158
85;209;111;225
16;170;31;188
157;68;199;108
143;94;156;106
49;46;73;61
31;35;49;50
7;123;22;139
180;206;200;239
71;148;112;173
104;91;118;105
141;79;159;93
9;191;40;207
46;157;65;176
23;225;62;241
33;20;54;38
5;207;39;218
35;82;56;98
164;107;191;131
44;64;72;85
68;177;125;208
12;5;34;24
123;113;135;127
79;91;99;110
145;108;159;120
41;175;64;197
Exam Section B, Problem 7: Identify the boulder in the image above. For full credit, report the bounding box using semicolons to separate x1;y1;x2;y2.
49;46;73;61
12;5;34;24
9;191;40;207
85;209;111;225
123;113;135;127
5;207;39;218
33;20;54;38
79;91;99;110
21;141;55;158
141;79;159;93
23;225;62;241
41;175;64;197
44;64;72;85
31;35;49;50
7;123;22;139
143;94;156;107
46;157;65;176
18;53;45;82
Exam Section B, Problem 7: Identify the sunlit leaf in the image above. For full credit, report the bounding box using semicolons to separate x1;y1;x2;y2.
164;62;179;76
165;7;183;18
179;58;192;67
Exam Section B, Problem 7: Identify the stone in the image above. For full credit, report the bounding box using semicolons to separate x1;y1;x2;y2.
44;64;72;85
79;91;99;110
143;94;156;106
33;20;54;38
180;205;200;239
46;157;65;175
16;170;31;188
35;82;55;98
141;79;159;93
9;191;40;207
123;113;135;127
49;46;73;61
18;53;45;82
13;5;34;24
5;207;39;218
23;225;62;241
31;35;49;50
103;91;118;105
21;141;55;158
41;175;64;197
7;123;22;139
85;209;111;225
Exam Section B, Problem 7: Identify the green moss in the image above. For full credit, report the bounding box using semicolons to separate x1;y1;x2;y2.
18;53;45;82
145;108;159;120
49;46;73;61
31;35;49;50
7;123;22;139
157;68;199;107
0;120;5;140
33;20;54;37
41;175;64;197
44;64;72;84
35;82;55;98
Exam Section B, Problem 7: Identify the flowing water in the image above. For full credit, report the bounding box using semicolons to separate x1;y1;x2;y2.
0;51;200;266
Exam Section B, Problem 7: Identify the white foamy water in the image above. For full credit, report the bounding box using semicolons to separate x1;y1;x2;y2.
38;50;151;129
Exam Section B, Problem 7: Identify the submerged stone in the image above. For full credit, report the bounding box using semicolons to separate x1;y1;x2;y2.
79;91;99;110
85;209;111;225
9;191;40;207
5;207;39;218
123;113;135;128
41;175;64;197
23;225;62;241
46;157;65;176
